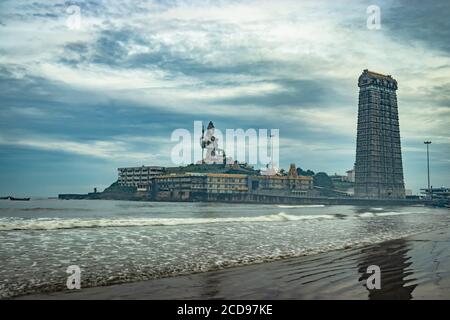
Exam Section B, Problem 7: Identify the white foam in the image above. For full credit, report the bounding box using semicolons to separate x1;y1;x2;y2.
0;213;335;231
277;205;325;208
358;211;415;218
376;211;414;217
358;212;375;217
277;213;335;220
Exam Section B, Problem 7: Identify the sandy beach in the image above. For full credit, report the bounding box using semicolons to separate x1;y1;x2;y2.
18;226;450;300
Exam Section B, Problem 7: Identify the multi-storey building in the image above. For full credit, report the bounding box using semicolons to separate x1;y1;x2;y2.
152;171;313;200
117;166;164;190
205;173;249;194
346;169;355;183
355;70;405;199
116;161;314;200
152;173;207;200
153;173;248;199
249;175;312;194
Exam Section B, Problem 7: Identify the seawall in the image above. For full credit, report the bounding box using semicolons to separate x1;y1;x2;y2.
59;192;427;206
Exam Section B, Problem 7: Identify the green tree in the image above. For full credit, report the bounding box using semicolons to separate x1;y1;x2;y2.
313;172;333;189
297;167;315;176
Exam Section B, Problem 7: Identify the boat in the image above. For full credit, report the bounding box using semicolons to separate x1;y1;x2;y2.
9;197;30;201
0;196;10;200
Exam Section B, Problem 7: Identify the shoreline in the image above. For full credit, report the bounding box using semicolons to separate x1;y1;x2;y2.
17;226;450;300
57;195;430;207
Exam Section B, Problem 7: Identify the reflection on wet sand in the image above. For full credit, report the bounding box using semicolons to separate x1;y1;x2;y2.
357;239;417;299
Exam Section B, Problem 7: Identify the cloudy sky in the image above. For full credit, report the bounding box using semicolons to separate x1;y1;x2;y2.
0;0;449;196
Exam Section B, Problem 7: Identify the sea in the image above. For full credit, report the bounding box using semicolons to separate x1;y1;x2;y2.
0;199;449;298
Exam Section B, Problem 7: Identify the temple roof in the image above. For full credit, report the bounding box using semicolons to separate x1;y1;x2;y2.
359;69;397;88
363;69;392;79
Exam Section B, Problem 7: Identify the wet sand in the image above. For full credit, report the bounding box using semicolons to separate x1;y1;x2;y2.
18;227;450;300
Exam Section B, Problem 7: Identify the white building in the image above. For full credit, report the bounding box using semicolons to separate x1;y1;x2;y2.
346;169;355;183
117;166;164;190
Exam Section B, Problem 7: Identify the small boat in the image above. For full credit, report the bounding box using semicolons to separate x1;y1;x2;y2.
9;197;30;201
0;196;10;200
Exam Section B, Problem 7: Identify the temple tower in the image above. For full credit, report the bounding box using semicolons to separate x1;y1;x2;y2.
354;70;405;199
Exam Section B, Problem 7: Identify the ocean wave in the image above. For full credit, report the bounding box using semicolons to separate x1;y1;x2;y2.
277;205;325;208
376;211;415;217
0;210;424;231
0;213;336;231
2;226;438;299
358;211;415;218
358;212;375;217
0;207;94;212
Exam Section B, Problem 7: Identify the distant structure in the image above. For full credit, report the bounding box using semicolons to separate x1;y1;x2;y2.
199;121;229;164
118;166;164;191
288;163;298;177
346;168;355;183
355;70;405;199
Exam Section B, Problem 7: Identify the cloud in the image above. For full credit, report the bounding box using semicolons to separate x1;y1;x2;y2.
0;0;449;194
0;133;170;163
381;0;450;54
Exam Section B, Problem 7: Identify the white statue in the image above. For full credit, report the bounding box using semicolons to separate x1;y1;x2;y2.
199;121;228;164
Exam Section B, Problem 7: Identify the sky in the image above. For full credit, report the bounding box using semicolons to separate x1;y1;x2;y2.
0;0;449;196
